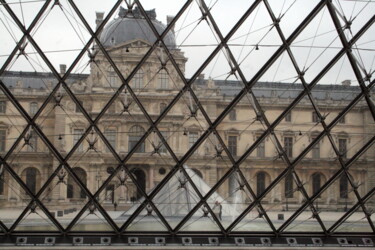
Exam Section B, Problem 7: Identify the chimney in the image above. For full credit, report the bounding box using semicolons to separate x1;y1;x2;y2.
96;12;104;30
341;79;351;86
59;64;66;75
166;15;175;34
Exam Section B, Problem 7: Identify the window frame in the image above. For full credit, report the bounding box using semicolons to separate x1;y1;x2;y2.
311;136;320;159
256;136;265;158
312;111;319;123
159;69;169;89
129;125;146;153
339;175;348;199
285;112;291;122
229;109;236;121
0;129;6;152
29;102;38;116
338;115;346;124
256;172;266;196
228;135;237;157
188;131;199;149
284;136;293;158
338;138;347;158
104;129;117;151
132;69;144;89
73;128;84;152
284;172;294;198
27;131;38;152
159;131;168;154
312;173;321;197
0;101;6;113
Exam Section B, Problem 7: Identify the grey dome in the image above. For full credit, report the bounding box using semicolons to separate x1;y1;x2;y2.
100;17;176;49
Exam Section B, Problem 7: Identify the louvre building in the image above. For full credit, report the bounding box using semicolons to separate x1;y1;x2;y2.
0;6;374;233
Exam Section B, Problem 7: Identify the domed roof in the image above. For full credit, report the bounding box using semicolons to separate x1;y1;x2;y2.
100;7;176;49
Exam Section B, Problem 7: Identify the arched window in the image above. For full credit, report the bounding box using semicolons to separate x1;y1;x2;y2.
285;172;294;198
29;102;38;116
256;172;266;196
312;172;321;197
159;69;168;89
132;69;144;89
129;125;145;153
22;167;40;194
67;167;87;199
340;175;348;198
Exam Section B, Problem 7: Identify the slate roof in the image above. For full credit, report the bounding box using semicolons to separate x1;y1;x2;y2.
1;71;88;89
100;7;176;49
1;71;359;101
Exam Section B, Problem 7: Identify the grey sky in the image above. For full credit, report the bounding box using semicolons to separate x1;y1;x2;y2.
0;0;374;86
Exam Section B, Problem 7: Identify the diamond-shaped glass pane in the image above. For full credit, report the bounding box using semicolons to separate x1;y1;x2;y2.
0;0;373;240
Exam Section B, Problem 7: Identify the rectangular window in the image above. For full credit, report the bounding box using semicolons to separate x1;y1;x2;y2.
228;135;237;157
285;112;291;122
189;132;198;149
229;109;236;121
285;173;294;198
30;102;38;116
339;138;347;158
75;100;83;113
159;70;168;89
109;74;118;87
128;138;145;153
312;111;319;123
284;137;293;158
0;101;6;113
338;115;345;124
256;136;265;157
104;129;116;151
0;130;6;152
133;70;144;89
311;137;320;159
73;129;84;152
26;131;38;152
159;131;168;154
0;173;4;195
107;103;116;113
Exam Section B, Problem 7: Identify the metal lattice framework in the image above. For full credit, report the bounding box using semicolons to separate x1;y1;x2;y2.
0;0;374;246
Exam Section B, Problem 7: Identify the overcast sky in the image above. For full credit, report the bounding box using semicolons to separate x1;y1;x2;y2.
0;0;373;86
